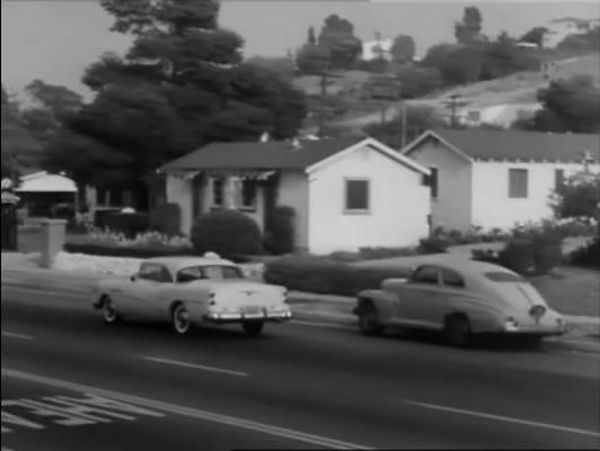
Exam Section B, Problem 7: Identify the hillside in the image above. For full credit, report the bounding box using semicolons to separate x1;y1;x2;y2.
306;53;599;132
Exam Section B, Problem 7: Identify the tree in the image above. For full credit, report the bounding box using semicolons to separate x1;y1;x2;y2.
1;85;42;179
390;34;416;65
245;56;296;82
46;0;307;208
393;65;442;98
455;6;484;44
519;27;548;48
552;170;600;221
317;14;362;70
513;75;600;133
421;43;484;85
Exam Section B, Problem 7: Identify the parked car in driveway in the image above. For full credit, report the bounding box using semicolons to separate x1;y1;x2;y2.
352;259;566;347
92;254;292;336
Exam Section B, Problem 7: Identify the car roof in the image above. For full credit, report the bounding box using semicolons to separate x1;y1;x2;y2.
143;256;237;273
414;255;515;276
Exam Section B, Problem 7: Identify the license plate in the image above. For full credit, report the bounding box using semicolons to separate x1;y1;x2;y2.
242;306;261;315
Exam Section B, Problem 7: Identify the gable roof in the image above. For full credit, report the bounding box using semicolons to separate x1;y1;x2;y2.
403;128;600;163
159;136;367;173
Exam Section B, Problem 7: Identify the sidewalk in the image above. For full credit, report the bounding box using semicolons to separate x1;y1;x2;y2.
2;252;598;354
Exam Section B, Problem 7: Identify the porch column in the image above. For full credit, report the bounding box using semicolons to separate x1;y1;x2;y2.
223;175;236;210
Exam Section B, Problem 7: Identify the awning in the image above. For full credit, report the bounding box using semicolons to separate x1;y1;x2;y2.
15;171;77;193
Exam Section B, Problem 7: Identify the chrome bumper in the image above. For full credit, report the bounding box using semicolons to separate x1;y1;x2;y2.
203;310;292;324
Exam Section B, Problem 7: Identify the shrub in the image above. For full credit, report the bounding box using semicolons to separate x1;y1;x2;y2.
63;243;195;259
150;203;181;236
191;210;262;256
418;236;450;254
498;239;536;275
265;205;295;255
264;255;412;296
104;212;151;238
568;237;600;269
359;246;419;260
328;251;362;262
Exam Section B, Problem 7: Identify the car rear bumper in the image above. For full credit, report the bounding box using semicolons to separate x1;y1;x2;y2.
203;310;292;324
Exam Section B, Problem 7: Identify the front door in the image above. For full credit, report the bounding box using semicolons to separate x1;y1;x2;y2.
398;266;441;329
129;263;172;319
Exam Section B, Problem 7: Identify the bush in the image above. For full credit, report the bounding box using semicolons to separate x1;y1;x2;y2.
418;236;450;254
569;237;600;269
150;203;181;236
471;248;502;265
359;246;419;260
498;239;536;275
264;255;412;296
265;205;295;255
191;210;263;256
393;65;442;98
104;212;151;238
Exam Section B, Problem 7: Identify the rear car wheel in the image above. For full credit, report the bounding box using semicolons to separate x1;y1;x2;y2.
444;314;471;348
242;321;264;337
357;301;384;336
172;303;192;335
102;296;120;325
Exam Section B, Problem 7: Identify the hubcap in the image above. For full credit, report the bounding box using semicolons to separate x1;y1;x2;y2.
174;307;190;333
104;300;117;322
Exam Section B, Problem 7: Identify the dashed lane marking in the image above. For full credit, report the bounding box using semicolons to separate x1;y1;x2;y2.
2;368;372;450
1;332;34;341
143;356;249;378
399;399;600;438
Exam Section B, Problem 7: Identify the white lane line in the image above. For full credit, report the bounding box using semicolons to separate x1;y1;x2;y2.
2;368;371;450
143;356;249;378
400;399;600;438
1;331;34;341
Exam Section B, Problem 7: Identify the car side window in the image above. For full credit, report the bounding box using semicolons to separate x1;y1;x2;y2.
138;264;172;283
177;266;206;283
412;266;439;285
441;269;465;288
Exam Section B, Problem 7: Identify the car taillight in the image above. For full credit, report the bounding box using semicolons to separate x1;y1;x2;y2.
529;305;546;318
209;293;216;306
504;317;519;331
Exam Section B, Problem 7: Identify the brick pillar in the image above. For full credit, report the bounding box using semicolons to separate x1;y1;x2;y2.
39;219;67;268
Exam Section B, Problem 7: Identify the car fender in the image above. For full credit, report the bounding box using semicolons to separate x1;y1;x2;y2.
355;289;398;319
447;295;507;333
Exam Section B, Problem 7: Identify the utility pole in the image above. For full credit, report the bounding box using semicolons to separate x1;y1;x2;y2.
443;93;468;128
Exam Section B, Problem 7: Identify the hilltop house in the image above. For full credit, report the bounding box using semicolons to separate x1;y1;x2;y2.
402;129;600;231
159;136;431;254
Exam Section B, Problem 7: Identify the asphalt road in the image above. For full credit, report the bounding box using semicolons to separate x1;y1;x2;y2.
2;285;600;450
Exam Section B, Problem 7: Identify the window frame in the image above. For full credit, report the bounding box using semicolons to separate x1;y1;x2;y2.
211;177;224;207
138;263;172;283
240;179;258;211
343;178;371;214
508;168;528;199
554;168;565;192
411;266;441;286
429;167;439;200
441;268;465;288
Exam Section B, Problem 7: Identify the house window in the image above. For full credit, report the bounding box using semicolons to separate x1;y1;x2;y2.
344;179;370;213
508;168;528;198
211;178;224;206
555;169;565;191
241;180;257;210
429;167;439;199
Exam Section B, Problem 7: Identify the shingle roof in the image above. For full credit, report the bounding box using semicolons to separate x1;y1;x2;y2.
160;136;366;172
427;128;600;163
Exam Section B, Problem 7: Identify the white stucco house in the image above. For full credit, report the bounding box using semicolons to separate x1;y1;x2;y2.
158;136;431;254
402;128;600;232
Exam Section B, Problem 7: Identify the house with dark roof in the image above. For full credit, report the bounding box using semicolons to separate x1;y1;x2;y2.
403;128;600;231
159;136;430;253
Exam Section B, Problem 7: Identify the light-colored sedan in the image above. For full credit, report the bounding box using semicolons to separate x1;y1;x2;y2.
353;259;566;347
91;255;292;336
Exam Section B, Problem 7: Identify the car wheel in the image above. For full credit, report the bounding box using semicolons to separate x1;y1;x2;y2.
172;303;192;335
102;296;120;325
358;302;384;336
444;314;471;348
242;321;264;337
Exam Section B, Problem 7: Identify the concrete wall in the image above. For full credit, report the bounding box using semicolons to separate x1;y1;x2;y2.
277;171;310;250
406;138;473;231
165;175;193;235
471;161;600;230
307;144;430;254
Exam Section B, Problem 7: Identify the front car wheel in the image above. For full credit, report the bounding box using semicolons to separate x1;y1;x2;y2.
444;315;471;348
242;321;264;337
357;302;384;336
102;296;120;325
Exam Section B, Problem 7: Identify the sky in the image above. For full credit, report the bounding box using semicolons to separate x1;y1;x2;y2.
2;0;599;100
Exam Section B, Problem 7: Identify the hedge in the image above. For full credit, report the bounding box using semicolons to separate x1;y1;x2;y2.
264;205;295;255
150;203;181;236
63;243;254;263
264;255;412;296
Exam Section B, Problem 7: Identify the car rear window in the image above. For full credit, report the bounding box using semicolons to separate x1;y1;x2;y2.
484;272;526;283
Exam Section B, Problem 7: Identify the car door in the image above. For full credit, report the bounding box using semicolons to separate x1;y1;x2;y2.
129;263;171;320
436;268;467;327
399;265;442;329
